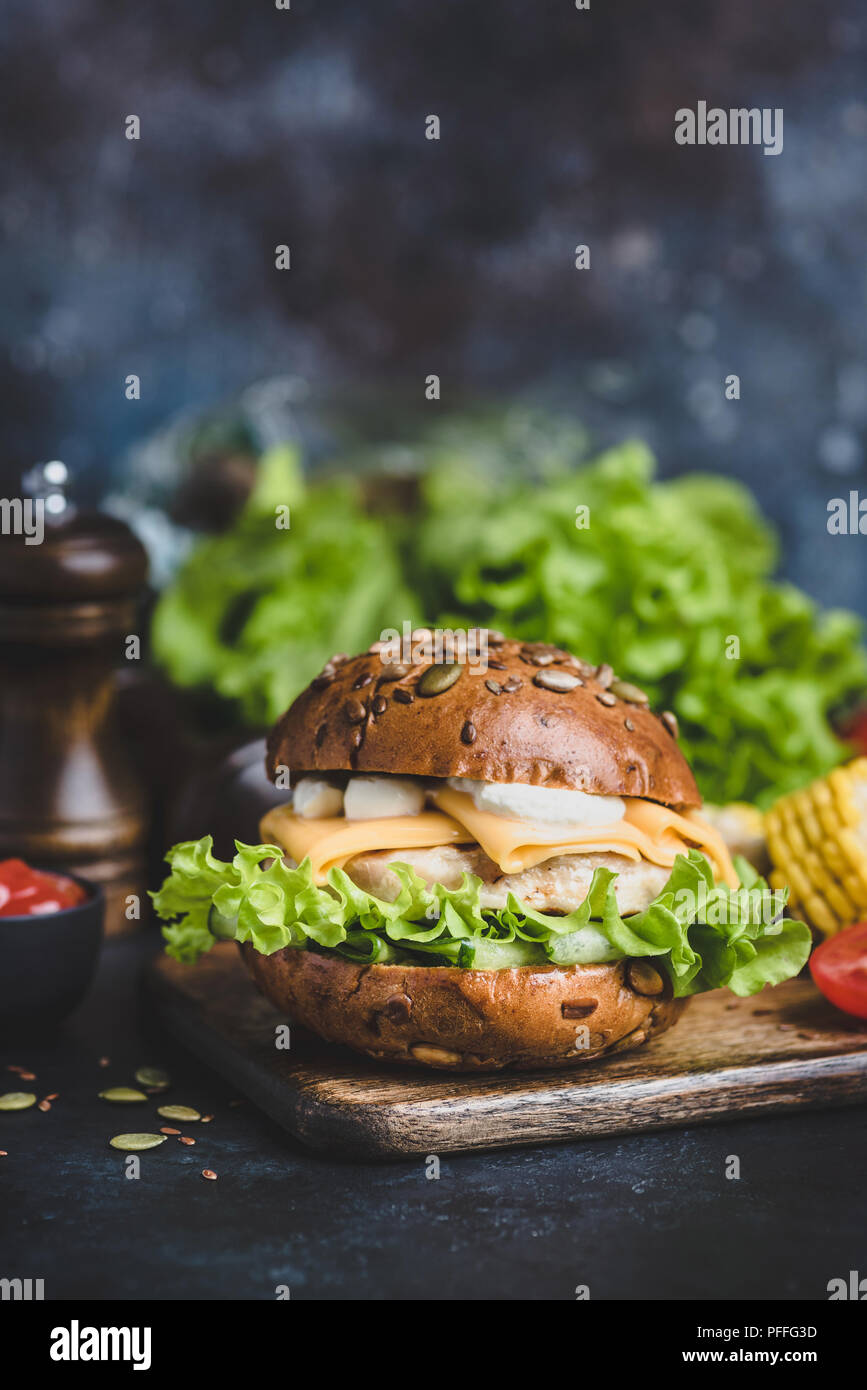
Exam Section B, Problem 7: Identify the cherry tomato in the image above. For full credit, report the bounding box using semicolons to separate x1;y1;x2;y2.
810;922;867;1020
0;858;87;918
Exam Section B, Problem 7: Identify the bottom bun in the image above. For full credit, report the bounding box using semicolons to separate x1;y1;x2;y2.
240;944;688;1071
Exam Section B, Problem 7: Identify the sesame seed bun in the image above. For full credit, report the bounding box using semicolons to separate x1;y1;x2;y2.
265;636;700;809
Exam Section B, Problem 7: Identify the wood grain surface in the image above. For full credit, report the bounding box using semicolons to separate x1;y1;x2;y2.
143;944;867;1159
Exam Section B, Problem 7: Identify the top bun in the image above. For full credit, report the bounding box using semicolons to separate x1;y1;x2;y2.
266;635;701;809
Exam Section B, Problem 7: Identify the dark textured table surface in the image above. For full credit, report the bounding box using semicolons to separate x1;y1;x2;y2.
1;933;864;1302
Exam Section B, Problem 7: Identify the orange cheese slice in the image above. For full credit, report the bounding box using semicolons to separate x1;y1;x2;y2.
260;805;467;880
432;788;738;886
430;788;645;869
261;792;738;888
622;799;738;888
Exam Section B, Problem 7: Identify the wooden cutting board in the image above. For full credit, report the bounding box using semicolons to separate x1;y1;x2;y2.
143;944;867;1158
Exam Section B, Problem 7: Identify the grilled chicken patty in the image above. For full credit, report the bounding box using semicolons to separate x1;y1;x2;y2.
344;844;671;915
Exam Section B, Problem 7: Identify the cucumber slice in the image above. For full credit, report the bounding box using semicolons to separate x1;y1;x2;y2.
337;933;402;964
466;938;548;969
545;924;623;966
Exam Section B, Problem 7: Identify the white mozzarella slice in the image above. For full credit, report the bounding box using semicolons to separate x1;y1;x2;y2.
344;776;425;820
293;778;345;820
446;777;625;827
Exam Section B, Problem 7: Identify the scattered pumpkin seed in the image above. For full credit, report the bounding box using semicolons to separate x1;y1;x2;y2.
99;1087;148;1103
417;662;463;696
157;1104;201;1122
134;1066;170;1090
0;1092;36;1111
109;1133;167;1152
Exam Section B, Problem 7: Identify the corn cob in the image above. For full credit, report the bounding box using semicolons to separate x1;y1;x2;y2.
765;758;867;937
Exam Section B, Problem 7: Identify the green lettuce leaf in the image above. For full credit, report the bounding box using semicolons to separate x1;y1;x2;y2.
151;838;812;998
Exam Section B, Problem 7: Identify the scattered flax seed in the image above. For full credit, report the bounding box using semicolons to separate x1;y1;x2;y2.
0;1150;7;1156
160;1127;181;1136
98;1057;110;1068
228;1099;244;1108
179;1136;196;1146
202;1169;218;1181
19;1072;36;1081
6;1065;23;1074
38;1101;51;1112
44;1093;59;1102
201;1115;214;1123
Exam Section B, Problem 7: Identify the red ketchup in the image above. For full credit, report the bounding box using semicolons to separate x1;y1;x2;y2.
0;858;87;917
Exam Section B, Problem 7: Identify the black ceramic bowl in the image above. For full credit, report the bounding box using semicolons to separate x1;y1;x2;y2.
0;871;104;1035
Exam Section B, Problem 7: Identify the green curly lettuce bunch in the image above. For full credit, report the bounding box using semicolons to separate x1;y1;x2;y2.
152;838;811;999
416;437;867;807
151;444;422;725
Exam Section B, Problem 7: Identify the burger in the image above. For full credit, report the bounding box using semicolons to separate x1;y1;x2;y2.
153;634;811;1071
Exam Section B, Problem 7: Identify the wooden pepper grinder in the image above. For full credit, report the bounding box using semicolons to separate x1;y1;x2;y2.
0;466;149;934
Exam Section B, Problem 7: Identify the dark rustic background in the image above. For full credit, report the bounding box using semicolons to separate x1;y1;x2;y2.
2;4;867;1308
1;0;866;610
